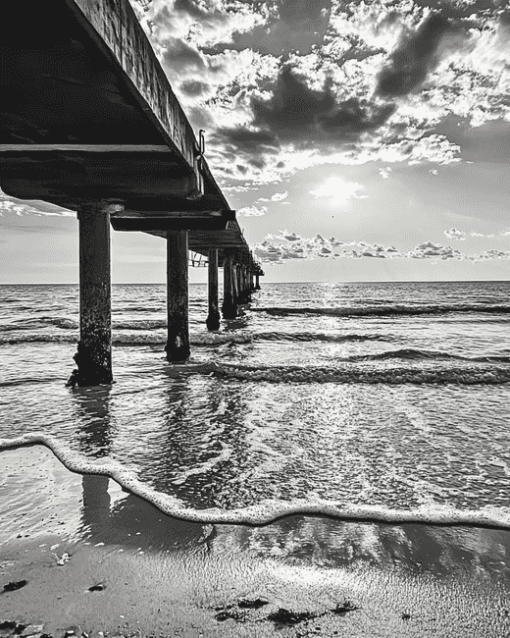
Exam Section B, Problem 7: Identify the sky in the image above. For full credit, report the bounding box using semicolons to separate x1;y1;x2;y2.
1;0;510;283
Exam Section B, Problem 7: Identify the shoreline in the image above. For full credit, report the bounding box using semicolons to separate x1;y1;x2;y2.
1;446;509;637
2;436;510;531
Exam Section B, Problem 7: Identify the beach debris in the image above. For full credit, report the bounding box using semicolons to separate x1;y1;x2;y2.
63;627;80;637
267;608;320;626
0;621;18;637
331;601;359;615
20;625;45;637
214;610;237;622
88;583;105;592
401;612;411;621
2;580;27;592
237;597;269;609
213;604;240;622
55;553;70;566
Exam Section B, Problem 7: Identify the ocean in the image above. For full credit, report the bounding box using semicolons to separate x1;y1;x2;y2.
2;280;510;528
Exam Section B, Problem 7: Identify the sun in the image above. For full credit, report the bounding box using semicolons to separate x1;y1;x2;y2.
309;177;368;207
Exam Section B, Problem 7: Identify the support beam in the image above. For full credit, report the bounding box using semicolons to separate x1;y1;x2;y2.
110;210;234;232
166;230;190;361
206;247;220;331
68;201;112;387
255;273;260;290
0;144;173;153
222;254;237;319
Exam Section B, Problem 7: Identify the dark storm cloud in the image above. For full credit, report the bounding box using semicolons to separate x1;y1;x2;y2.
376;13;459;98
218;127;280;149
224;66;395;146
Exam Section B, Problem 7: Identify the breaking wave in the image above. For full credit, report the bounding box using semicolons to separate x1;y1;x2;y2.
172;361;510;385
1;436;509;530
343;348;510;363
0;330;388;346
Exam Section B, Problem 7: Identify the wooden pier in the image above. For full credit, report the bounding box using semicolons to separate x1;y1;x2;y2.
0;0;263;385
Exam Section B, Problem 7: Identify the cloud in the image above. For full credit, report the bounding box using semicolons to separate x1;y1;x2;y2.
310;177;367;204
379;166;392;178
253;230;510;264
241;65;395;146
237;204;267;217
376;12;463;98
254;231;402;263
216;0;332;57
257;190;289;203
270;191;289;202
444;227;467;241
134;0;510;190
0;191;74;217
407;241;462;260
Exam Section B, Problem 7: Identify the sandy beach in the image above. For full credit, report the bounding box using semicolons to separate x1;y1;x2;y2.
1;445;509;637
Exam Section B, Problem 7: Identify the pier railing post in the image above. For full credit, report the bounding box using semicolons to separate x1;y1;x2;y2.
222;253;237;319
69;201;112;387
166;229;190;361
206;247;220;331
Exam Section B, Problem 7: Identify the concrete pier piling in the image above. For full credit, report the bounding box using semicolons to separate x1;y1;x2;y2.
166;230;190;361
222;254;238;319
237;263;251;304
206;247;220;331
69;202;113;387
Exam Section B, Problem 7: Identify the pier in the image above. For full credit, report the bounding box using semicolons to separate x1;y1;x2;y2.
0;0;263;385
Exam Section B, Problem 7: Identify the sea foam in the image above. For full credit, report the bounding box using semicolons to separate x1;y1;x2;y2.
1;434;510;531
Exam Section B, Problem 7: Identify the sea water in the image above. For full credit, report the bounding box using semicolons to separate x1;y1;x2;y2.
1;281;510;527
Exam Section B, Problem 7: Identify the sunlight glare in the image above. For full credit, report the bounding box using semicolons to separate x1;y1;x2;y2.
310;177;368;207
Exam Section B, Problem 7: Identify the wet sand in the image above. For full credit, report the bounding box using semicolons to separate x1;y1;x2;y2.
1;446;509;637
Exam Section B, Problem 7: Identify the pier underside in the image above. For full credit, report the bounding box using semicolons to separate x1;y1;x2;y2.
0;0;263;385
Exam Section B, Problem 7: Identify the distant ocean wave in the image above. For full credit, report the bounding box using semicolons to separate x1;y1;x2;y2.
252;304;510;318
0;317;79;332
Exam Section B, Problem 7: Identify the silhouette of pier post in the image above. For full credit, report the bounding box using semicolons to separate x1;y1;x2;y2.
206;247;220;331
222;254;238;319
73;202;113;385
166;229;190;361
